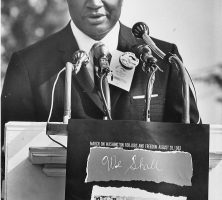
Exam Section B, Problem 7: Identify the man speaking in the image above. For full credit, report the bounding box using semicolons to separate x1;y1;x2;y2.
1;0;200;133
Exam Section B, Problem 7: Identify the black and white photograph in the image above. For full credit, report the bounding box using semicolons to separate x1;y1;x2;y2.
1;0;222;199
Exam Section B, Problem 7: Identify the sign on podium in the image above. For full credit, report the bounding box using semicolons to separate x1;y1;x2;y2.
65;119;209;200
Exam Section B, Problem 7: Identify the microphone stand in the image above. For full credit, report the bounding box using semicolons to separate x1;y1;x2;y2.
47;51;89;139
168;55;190;123
97;57;112;120
141;53;163;122
63;50;89;124
63;62;73;124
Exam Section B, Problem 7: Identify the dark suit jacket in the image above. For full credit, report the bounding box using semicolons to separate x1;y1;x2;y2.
1;22;200;133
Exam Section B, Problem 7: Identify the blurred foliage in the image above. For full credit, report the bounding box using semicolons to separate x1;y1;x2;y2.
1;0;69;82
193;63;222;102
193;64;222;87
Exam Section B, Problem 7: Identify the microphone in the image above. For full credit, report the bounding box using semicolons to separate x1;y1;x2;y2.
132;22;190;123
133;44;152;62
91;42;112;77
133;44;162;122
132;22;166;60
63;50;89;124
91;42;112;120
133;44;160;73
72;50;89;74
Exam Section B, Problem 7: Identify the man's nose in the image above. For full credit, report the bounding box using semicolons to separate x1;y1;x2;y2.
86;0;104;9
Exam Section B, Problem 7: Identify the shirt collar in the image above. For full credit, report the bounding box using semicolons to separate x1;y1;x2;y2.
70;20;120;54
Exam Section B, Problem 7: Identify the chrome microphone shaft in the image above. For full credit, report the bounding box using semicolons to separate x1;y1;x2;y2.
63;62;74;124
142;34;165;59
63;50;89;124
132;22;165;59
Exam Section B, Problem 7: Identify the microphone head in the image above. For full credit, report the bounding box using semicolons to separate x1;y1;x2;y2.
72;50;89;66
132;22;149;39
91;42;112;77
132;44;158;73
72;50;89;74
91;42;112;64
132;44;151;57
132;44;152;62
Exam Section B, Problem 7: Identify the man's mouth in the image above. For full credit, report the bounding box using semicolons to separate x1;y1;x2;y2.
86;13;107;24
88;13;106;18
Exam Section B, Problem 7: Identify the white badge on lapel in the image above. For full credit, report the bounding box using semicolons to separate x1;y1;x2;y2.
108;50;139;92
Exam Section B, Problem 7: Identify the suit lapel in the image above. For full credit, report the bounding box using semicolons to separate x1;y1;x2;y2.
74;66;104;112
58;23;104;113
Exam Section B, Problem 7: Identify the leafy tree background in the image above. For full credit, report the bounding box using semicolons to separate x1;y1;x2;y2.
1;0;69;83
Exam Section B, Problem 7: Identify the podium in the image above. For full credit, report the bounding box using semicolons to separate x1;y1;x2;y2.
65;120;209;200
3;120;222;200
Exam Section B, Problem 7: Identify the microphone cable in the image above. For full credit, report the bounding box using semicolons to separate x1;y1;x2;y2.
47;67;67;149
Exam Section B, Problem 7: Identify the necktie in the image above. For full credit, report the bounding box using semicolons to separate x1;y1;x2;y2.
86;48;95;83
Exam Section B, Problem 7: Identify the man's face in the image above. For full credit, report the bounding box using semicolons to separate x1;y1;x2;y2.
67;0;123;40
